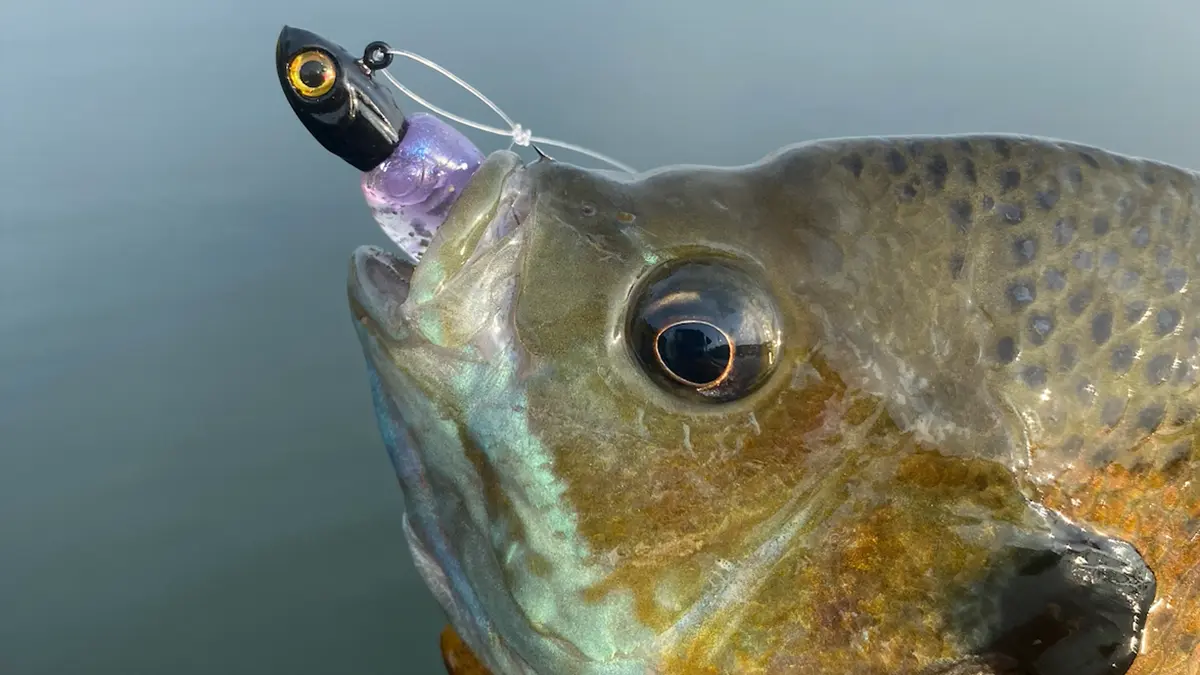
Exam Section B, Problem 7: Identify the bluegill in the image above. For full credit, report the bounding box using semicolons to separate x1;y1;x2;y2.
344;135;1200;675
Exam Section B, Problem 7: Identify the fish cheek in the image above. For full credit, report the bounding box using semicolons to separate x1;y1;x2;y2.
747;451;1036;672
519;349;847;629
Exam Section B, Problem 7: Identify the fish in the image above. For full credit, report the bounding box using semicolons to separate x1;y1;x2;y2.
344;133;1200;675
270;25;1200;675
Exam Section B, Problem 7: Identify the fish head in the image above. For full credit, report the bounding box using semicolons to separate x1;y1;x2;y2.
348;147;1155;675
275;26;406;172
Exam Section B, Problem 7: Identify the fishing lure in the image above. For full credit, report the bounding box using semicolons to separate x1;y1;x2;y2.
275;26;632;263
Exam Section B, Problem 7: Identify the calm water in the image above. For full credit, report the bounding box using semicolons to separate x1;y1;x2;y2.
2;1;1199;673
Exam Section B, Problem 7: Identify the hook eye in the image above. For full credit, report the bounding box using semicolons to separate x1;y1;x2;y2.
362;41;393;71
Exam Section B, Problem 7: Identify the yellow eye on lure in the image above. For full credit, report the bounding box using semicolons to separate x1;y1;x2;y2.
286;49;337;99
275;25;633;263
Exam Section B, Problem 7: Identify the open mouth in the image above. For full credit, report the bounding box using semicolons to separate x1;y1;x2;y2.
345;156;542;675
349;158;532;332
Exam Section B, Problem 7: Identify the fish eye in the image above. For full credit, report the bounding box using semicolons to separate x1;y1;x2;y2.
627;259;781;403
287;49;337;99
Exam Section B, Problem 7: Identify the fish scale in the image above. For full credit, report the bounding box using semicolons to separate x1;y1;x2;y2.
817;135;1200;472
817;135;1200;674
959;139;1200;470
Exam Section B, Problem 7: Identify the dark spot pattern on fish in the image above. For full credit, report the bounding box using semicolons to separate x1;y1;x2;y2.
1036;190;1060;210
1043;268;1067;292
961;158;977;184
1064;165;1084;187
1101;398;1126;427
1157;307;1182;335
1166;268;1188;293
1093;215;1111;236
839;154;865;178
1175;407;1198;427
926;154;949;191
1147;355;1175;386
1029;314;1055;345
1132;226;1151;248
1022;365;1047;388
1116;269;1140;292
1012;236;1038;266
1059;343;1078;371
887;149;908;174
997;336;1018;364
1117;194;1136;221
1079;151;1101;168
1008;280;1036;309
949;200;973;232
1000;168;1021;193
993;138;1012;159
1138;404;1166;431
1125;301;1150;325
1092;312;1114;344
1156;245;1173;269
949;253;966;280
1068;288;1093;315
1111;344;1136;373
1054;217;1076;246
996;203;1024;225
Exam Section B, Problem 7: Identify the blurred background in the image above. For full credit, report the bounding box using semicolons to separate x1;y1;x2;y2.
2;0;1198;673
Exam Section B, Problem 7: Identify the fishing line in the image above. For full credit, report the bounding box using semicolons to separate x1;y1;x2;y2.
359;40;637;173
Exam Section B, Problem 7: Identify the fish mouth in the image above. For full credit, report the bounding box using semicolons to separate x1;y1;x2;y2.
347;155;543;675
349;152;530;329
348;246;413;339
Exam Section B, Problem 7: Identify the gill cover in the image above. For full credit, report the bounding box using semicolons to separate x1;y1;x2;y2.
275;26;408;172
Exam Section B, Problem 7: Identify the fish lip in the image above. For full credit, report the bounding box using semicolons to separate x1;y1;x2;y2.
346;162;540;672
470;162;534;258
348;156;530;335
348;245;413;342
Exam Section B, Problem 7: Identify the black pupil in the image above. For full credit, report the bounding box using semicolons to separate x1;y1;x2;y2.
298;59;328;89
655;322;731;386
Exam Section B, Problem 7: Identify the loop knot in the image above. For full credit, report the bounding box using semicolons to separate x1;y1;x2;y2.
510;124;533;147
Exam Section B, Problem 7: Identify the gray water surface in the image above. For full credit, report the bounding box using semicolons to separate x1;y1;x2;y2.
2;1;1199;673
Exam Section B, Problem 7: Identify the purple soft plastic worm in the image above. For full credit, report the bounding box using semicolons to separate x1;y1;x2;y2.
361;112;485;262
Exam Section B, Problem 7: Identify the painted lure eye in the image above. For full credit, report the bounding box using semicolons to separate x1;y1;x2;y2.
287;49;337;99
627;259;782;402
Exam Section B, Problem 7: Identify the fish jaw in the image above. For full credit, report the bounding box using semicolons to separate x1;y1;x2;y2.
346;155;656;675
347;212;540;673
